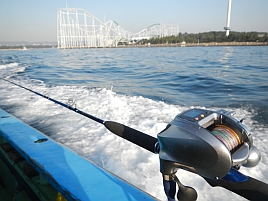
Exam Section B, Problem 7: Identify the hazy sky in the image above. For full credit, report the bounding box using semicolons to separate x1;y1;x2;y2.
0;0;267;42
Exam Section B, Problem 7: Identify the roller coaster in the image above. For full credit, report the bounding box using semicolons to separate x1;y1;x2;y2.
57;8;179;48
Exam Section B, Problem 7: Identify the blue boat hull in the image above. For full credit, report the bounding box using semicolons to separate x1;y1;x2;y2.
0;108;157;201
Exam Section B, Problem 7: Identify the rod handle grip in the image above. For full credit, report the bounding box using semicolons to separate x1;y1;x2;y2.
204;175;268;200
104;121;158;153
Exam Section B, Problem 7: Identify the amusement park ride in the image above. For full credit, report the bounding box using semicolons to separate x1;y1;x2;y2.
57;8;179;48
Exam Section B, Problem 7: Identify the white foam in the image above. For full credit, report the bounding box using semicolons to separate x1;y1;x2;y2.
0;62;26;80
0;79;267;201
0;62;19;69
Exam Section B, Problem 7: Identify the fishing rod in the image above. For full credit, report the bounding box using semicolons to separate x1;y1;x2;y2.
3;78;268;201
3;79;157;153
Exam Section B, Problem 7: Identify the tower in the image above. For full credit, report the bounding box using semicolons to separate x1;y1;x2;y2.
224;0;232;36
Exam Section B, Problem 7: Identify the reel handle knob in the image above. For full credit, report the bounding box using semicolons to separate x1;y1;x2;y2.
173;174;198;201
177;185;197;201
163;174;198;201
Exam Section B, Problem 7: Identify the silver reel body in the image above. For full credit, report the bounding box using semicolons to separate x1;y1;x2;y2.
158;108;261;179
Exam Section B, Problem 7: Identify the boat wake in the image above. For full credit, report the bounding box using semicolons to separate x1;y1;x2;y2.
0;59;267;201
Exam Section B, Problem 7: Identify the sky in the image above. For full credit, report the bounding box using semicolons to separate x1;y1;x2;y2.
0;0;268;43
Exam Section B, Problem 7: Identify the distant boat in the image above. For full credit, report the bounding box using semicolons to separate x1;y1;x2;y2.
181;41;186;47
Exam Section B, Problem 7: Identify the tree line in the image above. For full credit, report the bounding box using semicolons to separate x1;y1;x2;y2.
137;31;267;44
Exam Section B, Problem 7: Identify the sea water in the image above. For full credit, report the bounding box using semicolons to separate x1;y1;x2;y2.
0;46;267;201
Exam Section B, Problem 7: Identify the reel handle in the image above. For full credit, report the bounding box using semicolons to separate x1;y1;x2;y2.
204;170;268;201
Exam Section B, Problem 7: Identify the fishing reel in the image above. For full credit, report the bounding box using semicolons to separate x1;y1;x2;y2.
157;108;261;201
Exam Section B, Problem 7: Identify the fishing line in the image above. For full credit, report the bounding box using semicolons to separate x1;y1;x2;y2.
211;125;241;152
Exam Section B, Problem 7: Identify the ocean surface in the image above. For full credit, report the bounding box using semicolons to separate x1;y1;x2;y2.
0;46;267;201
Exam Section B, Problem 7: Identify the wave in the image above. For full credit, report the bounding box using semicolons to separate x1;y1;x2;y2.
0;62;19;69
0;62;26;80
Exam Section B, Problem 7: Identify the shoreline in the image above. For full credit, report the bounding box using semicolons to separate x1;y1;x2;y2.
0;42;267;50
123;41;268;48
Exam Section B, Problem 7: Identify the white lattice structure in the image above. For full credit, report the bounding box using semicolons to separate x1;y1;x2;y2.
57;8;179;48
130;24;180;42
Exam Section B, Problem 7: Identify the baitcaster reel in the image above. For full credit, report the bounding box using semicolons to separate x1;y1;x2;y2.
157;108;261;201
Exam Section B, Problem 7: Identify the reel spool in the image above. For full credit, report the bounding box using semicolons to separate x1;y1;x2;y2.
211;125;241;153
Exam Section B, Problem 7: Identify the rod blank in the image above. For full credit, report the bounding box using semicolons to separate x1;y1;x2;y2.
3;79;158;153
